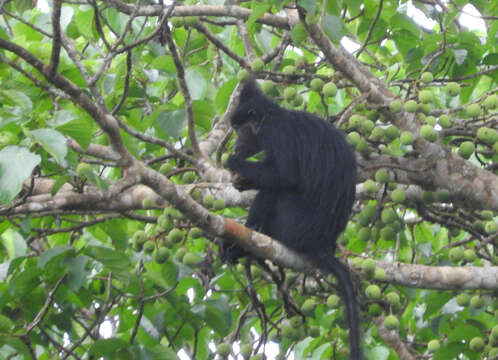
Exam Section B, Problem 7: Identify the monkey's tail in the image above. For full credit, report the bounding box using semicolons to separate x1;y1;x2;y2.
314;252;362;360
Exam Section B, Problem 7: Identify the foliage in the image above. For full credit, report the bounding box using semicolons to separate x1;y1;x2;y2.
0;1;497;359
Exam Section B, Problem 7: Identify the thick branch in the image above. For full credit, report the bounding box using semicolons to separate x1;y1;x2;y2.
373;317;415;360
5;172;497;291
103;1;290;29
376;261;498;290
302;17;498;211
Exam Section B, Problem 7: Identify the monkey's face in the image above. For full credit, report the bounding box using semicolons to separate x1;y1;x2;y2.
233;123;262;159
231;106;263;159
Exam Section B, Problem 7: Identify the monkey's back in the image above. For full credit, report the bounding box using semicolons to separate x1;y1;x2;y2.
261;108;357;254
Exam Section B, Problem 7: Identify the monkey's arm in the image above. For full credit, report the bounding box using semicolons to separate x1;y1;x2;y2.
227;154;297;189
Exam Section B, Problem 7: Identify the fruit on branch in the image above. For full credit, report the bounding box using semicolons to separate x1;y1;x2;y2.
418;90;433;104
421;72;433;83
477;127;498;144
420;125;438;142
427;340;440;352
445;82;460;96
384;315;399;330
250;58;264;72
365;284;381;300
405;100;417;113
458;141;475;159
389;99;402;113
438;114;452;128
237;69;250;81
375;169;389;183
310;78;324;91
323;82;338;97
466;103;481;118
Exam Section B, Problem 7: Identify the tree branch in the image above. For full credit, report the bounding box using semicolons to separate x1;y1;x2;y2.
103;1;290;29
301;14;498;211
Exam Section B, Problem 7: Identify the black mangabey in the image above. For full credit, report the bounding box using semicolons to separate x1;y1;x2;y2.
221;80;360;359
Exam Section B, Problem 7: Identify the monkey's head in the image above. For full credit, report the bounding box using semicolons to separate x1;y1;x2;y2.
231;80;274;158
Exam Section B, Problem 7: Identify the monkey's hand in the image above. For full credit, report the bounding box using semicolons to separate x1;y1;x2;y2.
232;174;253;191
227;154;255;190
226;154;243;173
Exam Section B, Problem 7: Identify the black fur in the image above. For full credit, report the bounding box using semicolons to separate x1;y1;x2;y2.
222;80;360;359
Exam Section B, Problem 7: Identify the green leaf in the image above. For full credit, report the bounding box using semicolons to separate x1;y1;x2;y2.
294;337;314;359
88;338;129;357
323;15;343;43
447;323;482;343
414;223;432;243
391;13;421;37
0;229;27;259
185;67;207;100
31;128;67;164
9;267;40;297
51;309;73;332
483;53;498;65
67;256;89;291
50;175;71;196
247;3;271;28
101;219;128;252
191;296;232;336
151;55;177;73
392;30;418;58
103;74;116;94
311;342;333;359
51;110;78;126
0;146;41;204
291;22;308;46
148;345;180;360
433;341;466;360
215;79;237;113
193;100;214;130
2;337;33;359
358;17;388;43
103;8;126;34
80;166;110;191
423;292;453;320
39;246;73;269
2;90;32;110
14;0;32;14
84;246;131;282
365;345;390;360
156;108;187;139
0;26;8;40
140;312;162;339
19;216;32;236
60;6;74;31
75;9;94;40
297;0;318;14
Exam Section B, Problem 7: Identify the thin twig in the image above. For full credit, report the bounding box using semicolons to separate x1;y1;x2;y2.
48;0;62;79
162;1;203;158
26;274;67;333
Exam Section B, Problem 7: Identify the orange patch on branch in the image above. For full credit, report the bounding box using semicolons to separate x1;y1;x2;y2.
224;218;253;243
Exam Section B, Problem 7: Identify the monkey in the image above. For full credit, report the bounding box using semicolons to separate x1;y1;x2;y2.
221;80;361;359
